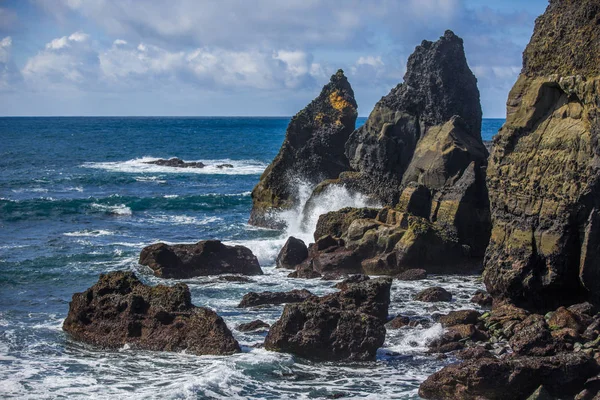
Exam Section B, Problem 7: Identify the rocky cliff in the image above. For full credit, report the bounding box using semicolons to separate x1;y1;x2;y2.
483;0;600;311
248;70;358;228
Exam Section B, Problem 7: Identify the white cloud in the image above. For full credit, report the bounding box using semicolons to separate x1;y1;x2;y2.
0;36;21;91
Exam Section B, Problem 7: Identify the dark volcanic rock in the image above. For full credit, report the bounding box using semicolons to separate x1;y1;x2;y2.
386;316;410;329
395;269;428;281
276;237;308;269
414;287;452;302
249;70;358;228
139;240;262;279
237;289;314;308
216;164;234;169
217;275;255;283
439;310;480;327
334;274;370;291
144;157;205;168
237;320;270;332
264;278;391;361
62;271;240;355
483;0;600;311
471;290;493;307
419;353;598;400
287;267;322;279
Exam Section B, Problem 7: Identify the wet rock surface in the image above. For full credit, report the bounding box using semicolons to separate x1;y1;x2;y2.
264;278;392;361
139;240;262;279
62;271;241;355
144;157;205;168
414;287;452;302
276;237;308;269
237;289;315;308
237;320;270;332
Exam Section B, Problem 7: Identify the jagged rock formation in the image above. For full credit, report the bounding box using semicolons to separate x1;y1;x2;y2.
139;240;262;279
306;30;490;262
237;289;314;308
264;278;391;361
249;70;358;228
286;205;480;276
483;0;600;311
62;271;240;355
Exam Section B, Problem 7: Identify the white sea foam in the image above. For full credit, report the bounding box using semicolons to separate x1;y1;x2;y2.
150;214;222;226
238;181;380;266
82;157;267;175
64;229;115;237
90;203;132;216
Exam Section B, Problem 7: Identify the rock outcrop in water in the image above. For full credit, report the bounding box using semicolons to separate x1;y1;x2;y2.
264;278;391;361
249;70;358;228
63;271;241;355
139;240;262;279
237;289;314;308
144;158;205;168
306;30;490;261
286;31;490;277
483;0;600;311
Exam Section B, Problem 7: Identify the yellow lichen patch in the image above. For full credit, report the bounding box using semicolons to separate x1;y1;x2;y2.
314;112;325;124
537;232;560;256
329;90;353;113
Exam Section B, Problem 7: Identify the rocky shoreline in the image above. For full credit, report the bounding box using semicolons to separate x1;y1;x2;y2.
62;0;600;398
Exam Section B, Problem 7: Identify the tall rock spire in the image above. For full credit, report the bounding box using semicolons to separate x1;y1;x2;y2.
249;70;357;228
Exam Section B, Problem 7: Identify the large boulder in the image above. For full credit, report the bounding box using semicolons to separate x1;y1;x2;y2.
483;0;600;311
62;271;240;355
264;278;391;361
249;70;358;228
419;353;598;400
276;237;308;269
139;240;262;279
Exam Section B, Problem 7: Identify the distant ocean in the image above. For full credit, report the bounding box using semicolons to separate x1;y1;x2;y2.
0;117;503;398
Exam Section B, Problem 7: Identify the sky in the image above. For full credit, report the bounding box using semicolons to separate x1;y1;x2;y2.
0;0;549;117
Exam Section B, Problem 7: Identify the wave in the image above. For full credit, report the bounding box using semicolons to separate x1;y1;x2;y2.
82;157;268;176
0;193;251;221
64;229;116;237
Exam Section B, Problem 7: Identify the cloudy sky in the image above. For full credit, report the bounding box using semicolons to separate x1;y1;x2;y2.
0;0;548;117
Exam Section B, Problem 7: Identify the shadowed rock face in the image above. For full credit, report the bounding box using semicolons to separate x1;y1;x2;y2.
62;271;241;355
139;240;262;279
249;70;358;228
483;0;600;311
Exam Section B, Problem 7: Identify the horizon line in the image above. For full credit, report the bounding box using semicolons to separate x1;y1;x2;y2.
0;115;508;119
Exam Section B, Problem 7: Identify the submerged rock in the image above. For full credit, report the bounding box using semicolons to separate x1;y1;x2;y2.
62;271;240;355
264;278;391;361
237;320;270;332
144;157;205;168
483;0;600;311
237;289;314;308
249;70;358;228
139;240;262;279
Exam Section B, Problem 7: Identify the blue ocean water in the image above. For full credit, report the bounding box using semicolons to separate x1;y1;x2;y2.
0;117;502;399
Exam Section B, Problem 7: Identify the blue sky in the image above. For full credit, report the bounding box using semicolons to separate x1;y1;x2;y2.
0;0;548;117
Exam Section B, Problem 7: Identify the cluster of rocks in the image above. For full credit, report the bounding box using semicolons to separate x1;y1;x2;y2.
63;270;393;362
419;302;600;399
144;158;233;169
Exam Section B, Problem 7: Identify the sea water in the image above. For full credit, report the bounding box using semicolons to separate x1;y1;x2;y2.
0;117;504;399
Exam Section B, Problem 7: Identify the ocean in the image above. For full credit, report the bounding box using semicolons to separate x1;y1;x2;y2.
0;117;504;399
